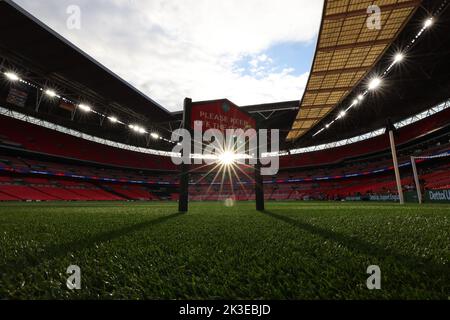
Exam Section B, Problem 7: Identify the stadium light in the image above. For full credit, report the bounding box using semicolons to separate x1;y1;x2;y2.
368;77;382;90
129;124;146;134
4;72;20;81
151;132;160;139
358;94;364;101
131;125;138;131
393;53;404;64
325;124;330;128
45;89;57;98
108;116;118;123
424;18;433;29
353;99;359;105
78;104;91;112
339;111;346;118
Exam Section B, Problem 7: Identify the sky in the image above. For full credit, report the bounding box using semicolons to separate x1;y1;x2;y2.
13;0;323;112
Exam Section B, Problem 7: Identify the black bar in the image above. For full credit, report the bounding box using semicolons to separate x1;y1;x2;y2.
255;122;264;211
178;98;192;213
2;300;441;318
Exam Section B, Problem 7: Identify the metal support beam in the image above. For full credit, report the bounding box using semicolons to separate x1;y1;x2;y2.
247;107;298;114
294;116;324;122
35;80;47;112
255;123;265;211
311;66;369;76
306;86;353;94
71;106;77;121
257;110;275;120
318;39;391;53
298;104;335;110
178;98;192;213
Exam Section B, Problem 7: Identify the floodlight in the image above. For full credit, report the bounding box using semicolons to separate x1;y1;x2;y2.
424;18;433;29
5;72;20;81
368;78;381;90
78;104;91;112
45;89;57;98
393;53;404;64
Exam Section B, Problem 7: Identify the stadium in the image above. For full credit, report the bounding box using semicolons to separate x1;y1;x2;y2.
0;0;449;301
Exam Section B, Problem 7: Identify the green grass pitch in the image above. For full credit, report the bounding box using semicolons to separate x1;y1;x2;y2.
0;201;449;299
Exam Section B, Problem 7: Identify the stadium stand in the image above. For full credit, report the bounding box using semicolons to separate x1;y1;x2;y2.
0;0;449;204
0;114;176;171
0;106;448;202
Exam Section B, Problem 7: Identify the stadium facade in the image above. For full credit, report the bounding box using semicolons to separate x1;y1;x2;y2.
0;0;449;203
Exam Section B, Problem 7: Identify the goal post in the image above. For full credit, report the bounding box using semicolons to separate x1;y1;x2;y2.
410;156;423;204
409;151;450;204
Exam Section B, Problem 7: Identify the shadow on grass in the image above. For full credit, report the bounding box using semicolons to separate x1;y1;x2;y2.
261;210;449;284
2;212;184;273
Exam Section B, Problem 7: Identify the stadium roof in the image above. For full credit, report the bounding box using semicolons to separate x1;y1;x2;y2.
287;0;421;141
241;101;300;135
1;0;449;153
0;0;173;123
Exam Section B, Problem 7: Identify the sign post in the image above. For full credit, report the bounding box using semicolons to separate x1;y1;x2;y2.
254;121;264;211
178;98;192;213
178;98;263;212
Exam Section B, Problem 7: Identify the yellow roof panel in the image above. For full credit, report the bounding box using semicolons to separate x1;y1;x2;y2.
287;0;420;141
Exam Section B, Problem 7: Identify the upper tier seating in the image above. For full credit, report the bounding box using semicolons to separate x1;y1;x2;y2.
1;106;449;172
0;115;177;171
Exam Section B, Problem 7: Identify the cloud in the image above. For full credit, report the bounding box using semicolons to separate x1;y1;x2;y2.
13;0;323;111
